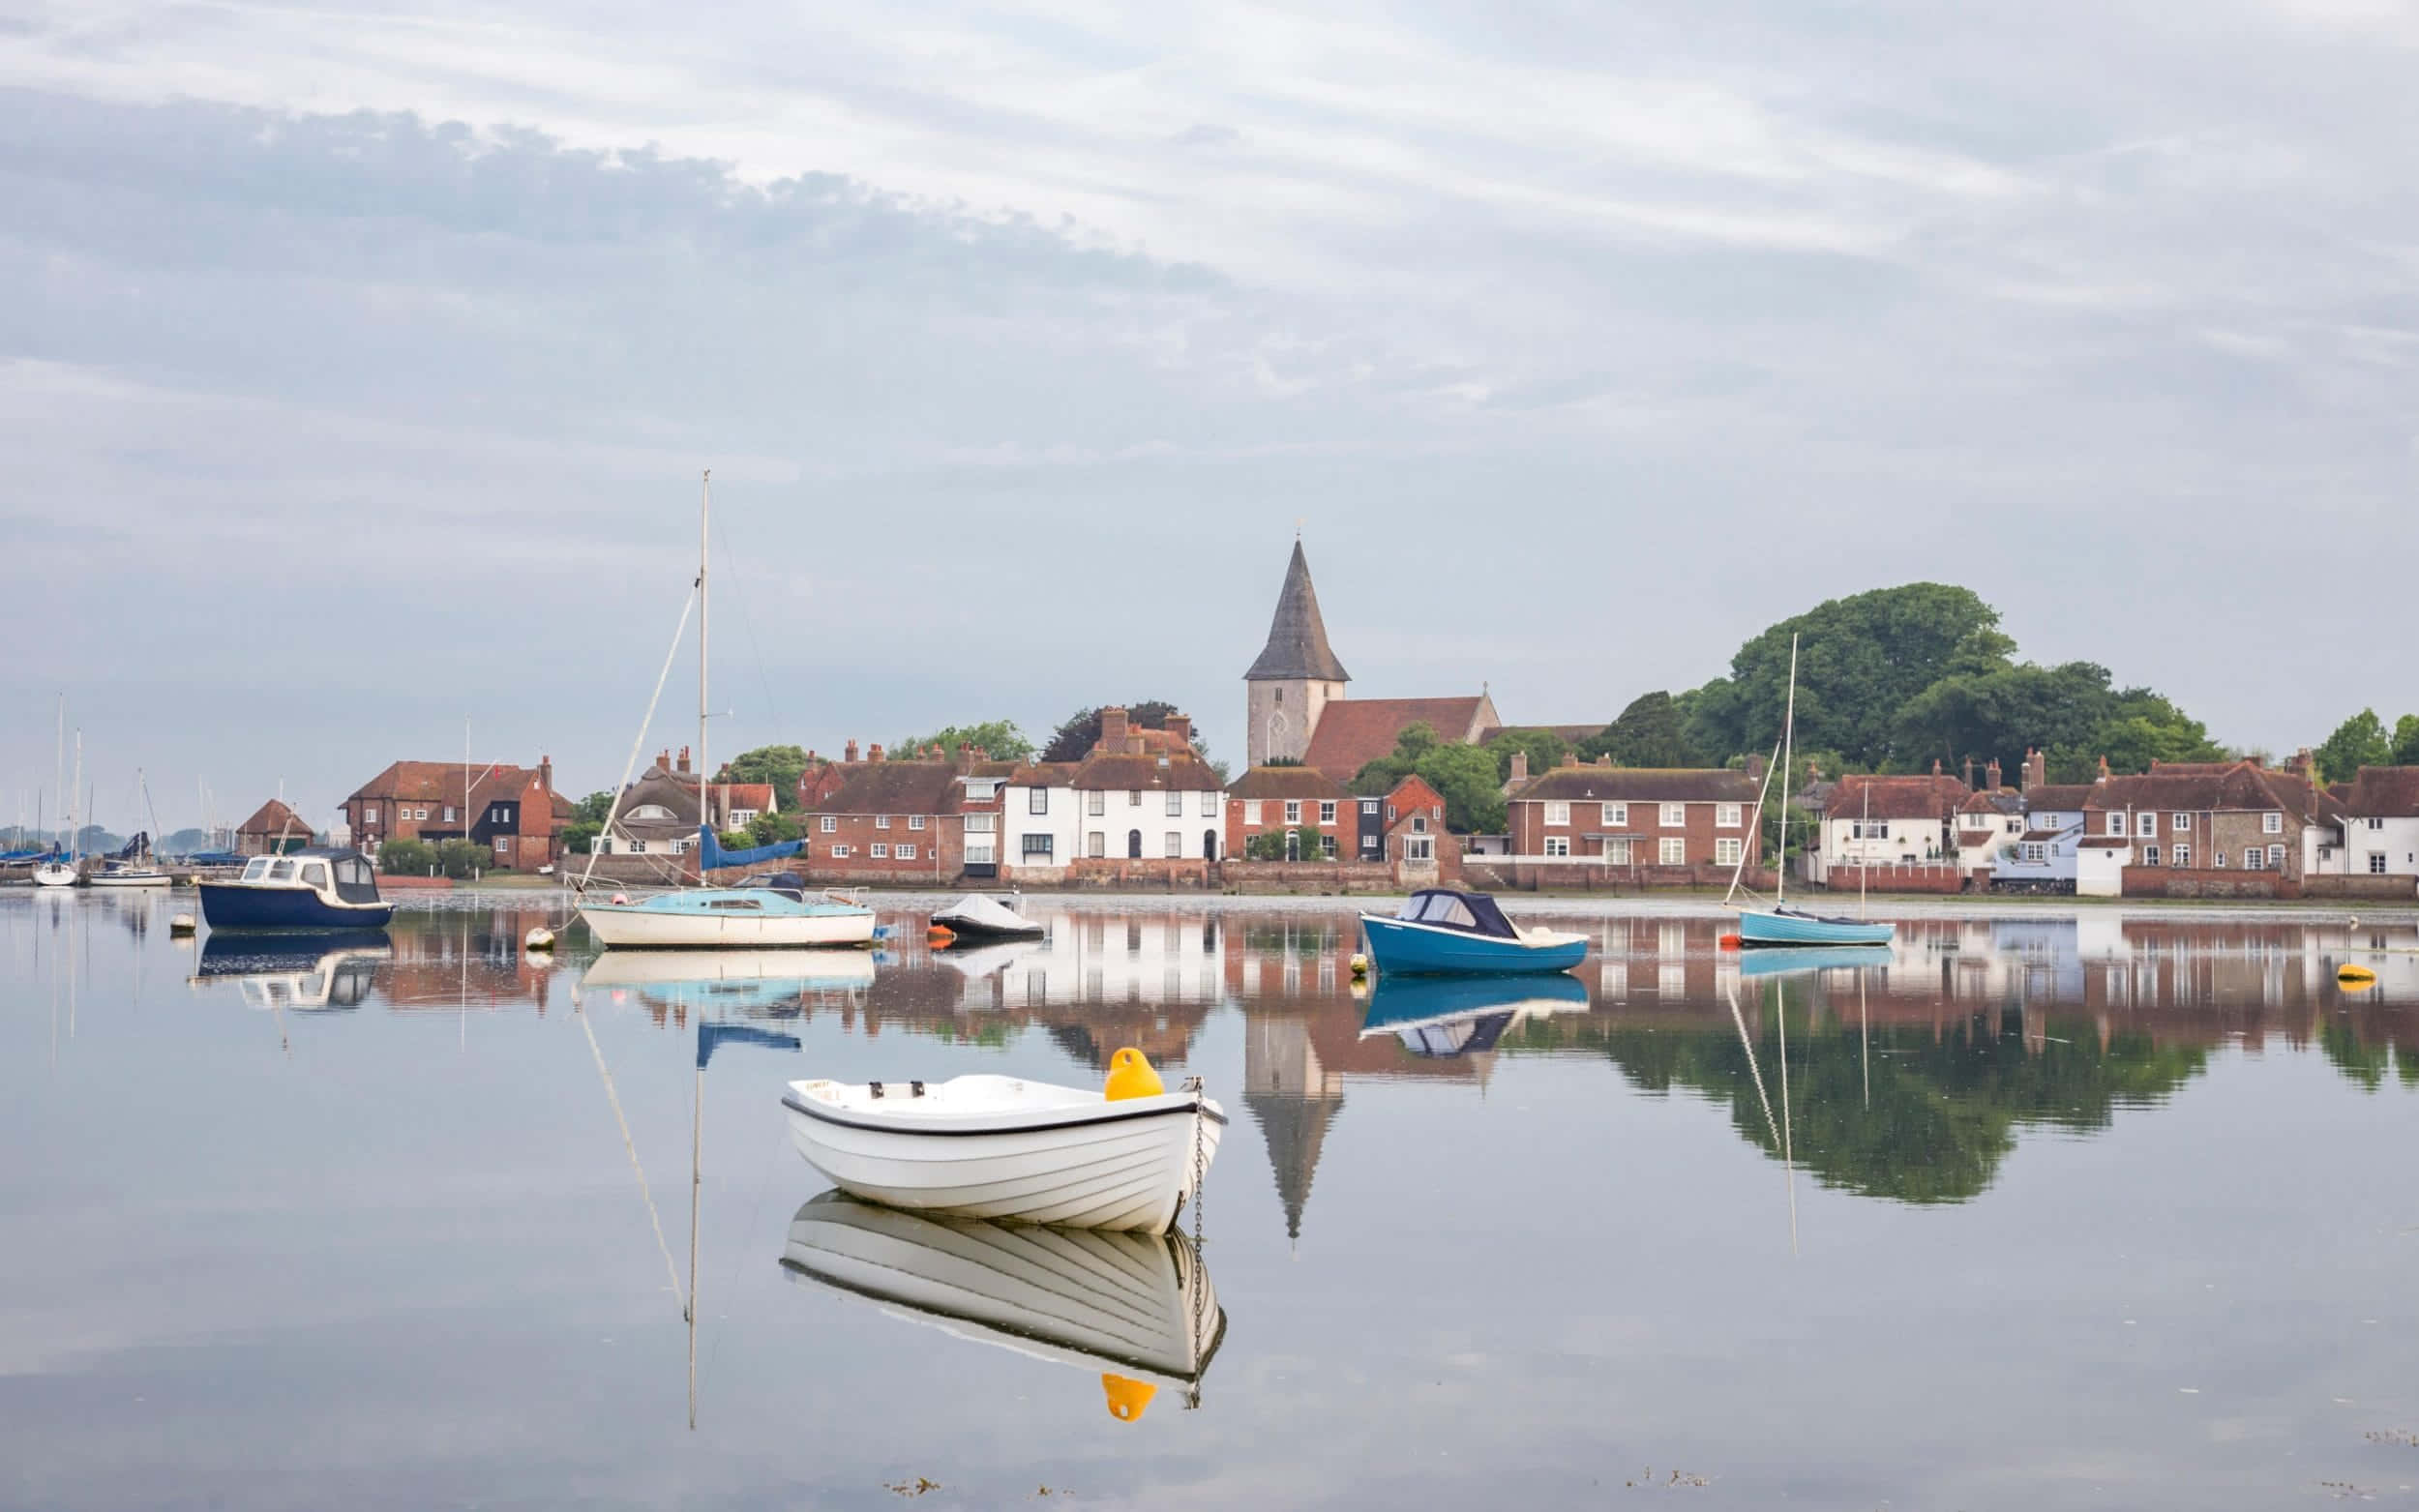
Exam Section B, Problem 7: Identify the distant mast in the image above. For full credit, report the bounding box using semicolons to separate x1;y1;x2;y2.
699;469;711;864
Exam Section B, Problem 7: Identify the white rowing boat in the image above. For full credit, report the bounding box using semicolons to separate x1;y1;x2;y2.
782;1053;1223;1233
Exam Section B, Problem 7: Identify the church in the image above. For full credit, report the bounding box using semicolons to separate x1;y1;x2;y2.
1245;540;1581;783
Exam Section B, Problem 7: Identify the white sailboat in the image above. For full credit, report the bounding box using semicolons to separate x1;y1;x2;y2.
1724;634;1895;948
575;471;875;949
32;723;79;889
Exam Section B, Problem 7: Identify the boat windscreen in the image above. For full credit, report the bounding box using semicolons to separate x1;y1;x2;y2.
1394;889;1518;937
328;855;381;903
242;857;273;881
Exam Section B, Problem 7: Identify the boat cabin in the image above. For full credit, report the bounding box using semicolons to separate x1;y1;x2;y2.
237;847;383;903
1389;889;1520;938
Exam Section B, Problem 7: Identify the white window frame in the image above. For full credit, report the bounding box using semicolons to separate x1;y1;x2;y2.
870;843;889;859
1403;834;1434;862
2173;843;2191;867
1658;837;1687;866
1604;838;1631;865
909;815;926;831
1660;803;1685;828
1164;830;1181;858
1602;802;1627;827
2137;812;2156;834
1716;804;1743;829
963;814;995;834
1544;801;1570;826
2267;844;2284;869
1243;800;1263;826
2370;851;2389;875
1714;836;1744;867
1088;790;1105;816
2106;812;2126;836
830;844;851;858
875;815;891;830
2262;812;2283;834
1204;790;1221;816
1087;831;1105;858
1543;836;1571;858
896;844;915;861
2243;847;2262;870
1284;800;1302;825
1167;791;1183;817
1320;800;1337;825
2173;812;2190;832
2142;844;2160;867
820;815;836;833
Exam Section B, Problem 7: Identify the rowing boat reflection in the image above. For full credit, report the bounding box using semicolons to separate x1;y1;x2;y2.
1733;944;1894;979
581;947;874;1019
189;933;393;1011
1357;972;1589;1058
779;1191;1226;1419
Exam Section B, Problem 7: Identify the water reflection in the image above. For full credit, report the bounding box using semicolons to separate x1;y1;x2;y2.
779;1191;1224;1419
1357;972;1590;1058
189;934;390;1011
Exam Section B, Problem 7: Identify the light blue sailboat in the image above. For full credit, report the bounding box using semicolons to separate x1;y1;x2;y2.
1725;634;1896;950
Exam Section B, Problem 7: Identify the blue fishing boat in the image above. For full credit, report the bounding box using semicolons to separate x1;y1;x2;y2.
197;848;396;932
1734;909;1896;949
1357;889;1588;976
1734;941;1893;976
1359;972;1589;1056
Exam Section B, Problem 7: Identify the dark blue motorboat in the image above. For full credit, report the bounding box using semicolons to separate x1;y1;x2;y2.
197;847;395;933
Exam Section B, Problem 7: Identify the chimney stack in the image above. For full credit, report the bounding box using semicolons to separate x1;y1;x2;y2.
1986;757;2002;791
870;743;885;763
1100;707;1130;753
1559;748;1580;768
658;749;672;772
1508;750;1530;785
2096;755;2110;782
1596;753;1611;766
539;756;553;792
2021;748;2044;791
1963;756;1976;788
676;746;691;775
954;742;972;775
1747;752;1769;785
1931;757;1943;777
1164;713;1192;748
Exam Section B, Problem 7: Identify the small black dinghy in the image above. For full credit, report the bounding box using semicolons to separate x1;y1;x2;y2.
929;893;1046;941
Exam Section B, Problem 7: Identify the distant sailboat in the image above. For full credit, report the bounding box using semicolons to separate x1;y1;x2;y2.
32;724;80;889
1724;635;1895;948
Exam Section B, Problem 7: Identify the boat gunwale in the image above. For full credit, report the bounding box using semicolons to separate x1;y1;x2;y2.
1356;912;1586;947
783;1090;1229;1138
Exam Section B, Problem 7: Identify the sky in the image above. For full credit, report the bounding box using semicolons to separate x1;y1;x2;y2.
5;0;2415;832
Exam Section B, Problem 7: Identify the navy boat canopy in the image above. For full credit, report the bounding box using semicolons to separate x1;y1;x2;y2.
1390;889;1519;939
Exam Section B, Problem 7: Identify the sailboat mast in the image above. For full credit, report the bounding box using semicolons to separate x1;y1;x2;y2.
699;469;710;847
1860;780;1870;920
70;729;81;857
1777;635;1799;906
53;696;63;852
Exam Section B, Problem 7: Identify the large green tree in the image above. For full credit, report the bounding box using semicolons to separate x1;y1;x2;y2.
1351;724;1508;832
2394;714;2419;767
1578;690;1703;767
718;744;811;792
2314;709;2394;784
892;720;1035;763
1484;727;1570;784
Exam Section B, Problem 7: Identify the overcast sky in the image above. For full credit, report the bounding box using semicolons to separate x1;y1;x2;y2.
6;0;2414;831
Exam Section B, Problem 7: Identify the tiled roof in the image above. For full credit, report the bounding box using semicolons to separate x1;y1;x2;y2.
2022;785;2097;813
2077;836;2131;848
1005;761;1081;787
1509;766;1759;804
1824;774;1970;821
2337;766;2419;817
2087;762;2341;821
1227;765;1351;801
809;762;965;816
1244;541;1350;683
2018;827;2068;842
238;799;311;837
1958;789;2024;815
351;759;537;804
1070;752;1225;792
1303;697;1488;780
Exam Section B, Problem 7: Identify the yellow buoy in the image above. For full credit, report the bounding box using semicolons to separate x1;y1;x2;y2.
1100;1372;1157;1424
1349;953;1369;977
2337;964;2377;988
524;926;555;952
1104;1047;1164;1101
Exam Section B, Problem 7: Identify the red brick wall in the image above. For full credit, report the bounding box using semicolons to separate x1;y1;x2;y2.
2120;867;2298;900
805;813;959;878
1225;795;1352;859
1508;796;1758;868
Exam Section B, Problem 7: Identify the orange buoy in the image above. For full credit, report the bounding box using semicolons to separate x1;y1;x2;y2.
1101;1372;1158;1424
926;923;957;947
1717;933;1742;950
1104;1047;1165;1101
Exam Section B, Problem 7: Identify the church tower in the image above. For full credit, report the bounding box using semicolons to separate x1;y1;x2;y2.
1243;539;1350;767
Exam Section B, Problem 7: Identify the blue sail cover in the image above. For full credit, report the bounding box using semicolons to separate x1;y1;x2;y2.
696;824;806;872
697;1021;802;1068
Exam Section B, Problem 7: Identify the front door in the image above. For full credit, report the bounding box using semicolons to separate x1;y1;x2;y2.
1126;829;1143;859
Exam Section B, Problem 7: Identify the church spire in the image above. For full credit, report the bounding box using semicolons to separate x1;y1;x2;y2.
1244;540;1351;683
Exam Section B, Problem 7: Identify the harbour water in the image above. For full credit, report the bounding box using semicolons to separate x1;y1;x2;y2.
5;890;2417;1509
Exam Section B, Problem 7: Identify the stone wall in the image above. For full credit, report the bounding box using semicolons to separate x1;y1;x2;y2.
2300;874;2417;901
1461;860;1775;893
1219;860;1395;894
2120;868;2295;900
1819;864;1969;896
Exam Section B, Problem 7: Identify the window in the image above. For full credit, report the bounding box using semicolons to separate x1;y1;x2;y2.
870;844;889;859
1021;834;1053;858
1165;831;1181;857
2174;813;2190;832
2173;844;2191;867
1244;800;1263;825
820;816;836;833
1716;804;1743;828
1715;837;1744;867
964;814;995;833
1403;835;1433;862
1204;791;1221;816
2243;847;2262;870
965;780;999;802
1855;821;1889;841
1411;815;1427;832
1320;834;1336;859
493;838;510;856
875;815;891;829
1544;836;1571;858
1088;831;1105;858
2142;845;2161;867
1363;800;1379;816
1029;788;1049;815
1285;800;1302;824
1320;800;1337;825
2106;813;2126;836
1658;838;1686;866
1603;802;1627;827
1167;791;1183;816
415;808;428;820
1604;838;1631;865
896;844;916;860
830;844;851;858
909;815;926;831
1386;804;1397;822
2371;852;2389;875
1128;790;1143;808
2262;812;2283;834
365;807;378;823
630;839;647;855
2368;816;2385;831
1543;801;1570;826
2268;844;2285;869
2213;848;2226;868
2021;842;2046;864
1088;790;1105;816
442;807;455;822
2133;812;2154;834
1660;803;1685;827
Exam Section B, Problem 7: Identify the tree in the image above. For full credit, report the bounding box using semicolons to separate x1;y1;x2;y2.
1040;701;1194;763
1579;691;1701;767
748;812;801;846
719;745;811;793
561;789;615;855
1485;727;1569;784
1350;724;1506;832
2315;709;2394;784
1244;825;1330;862
2392;714;2419;767
377;837;436;875
891;720;1034;763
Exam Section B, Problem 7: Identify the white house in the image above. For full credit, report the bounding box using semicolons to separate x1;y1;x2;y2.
1991;781;2095;892
1810;773;1968;884
2315;767;2419;881
1000;709;1225;880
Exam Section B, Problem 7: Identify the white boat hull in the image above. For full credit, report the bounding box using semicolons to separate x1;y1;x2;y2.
31;863;77;888
88;871;172;889
578;905;876;949
784;1076;1224;1232
780;1193;1222;1386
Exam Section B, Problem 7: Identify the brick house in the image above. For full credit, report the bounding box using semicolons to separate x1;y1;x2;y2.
235;799;315;854
345;756;567;869
1001;708;1225;883
1227;766;1354;860
2083;757;2342;895
800;743;1017;884
1505;757;1763;882
1374;774;1459;883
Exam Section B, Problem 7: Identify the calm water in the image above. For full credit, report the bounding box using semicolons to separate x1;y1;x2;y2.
5;890;2418;1510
